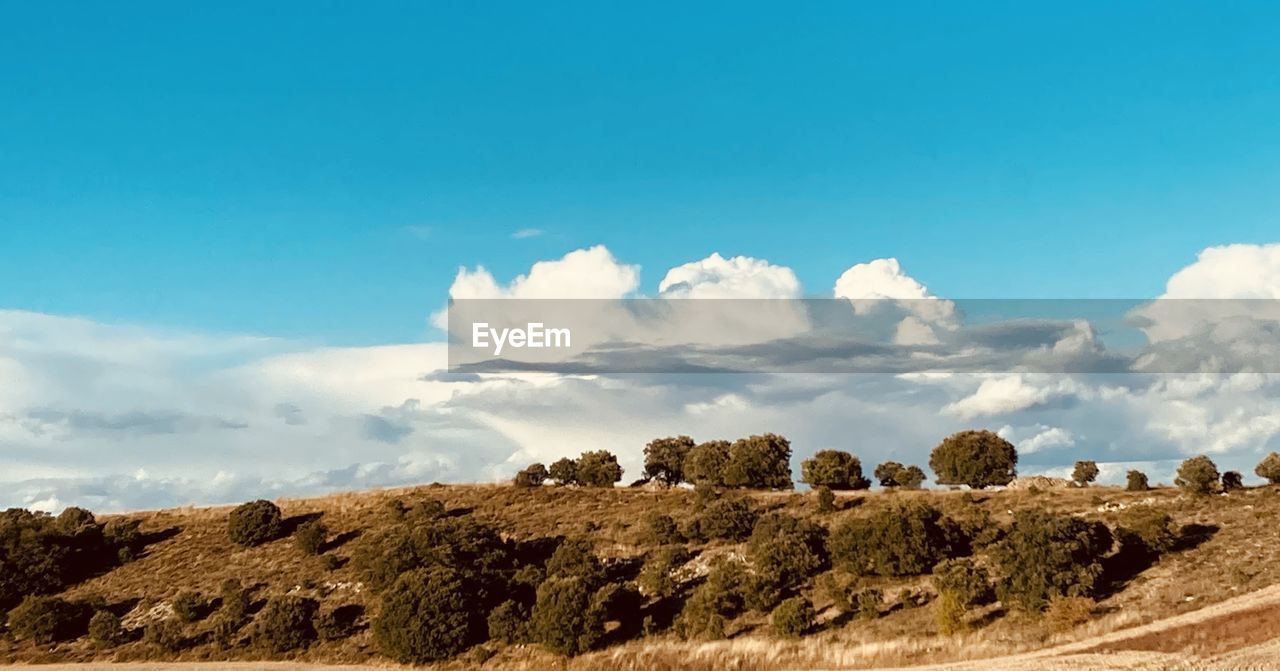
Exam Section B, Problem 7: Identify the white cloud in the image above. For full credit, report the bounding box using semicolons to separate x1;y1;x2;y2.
833;258;957;326
511;228;545;239
943;375;1085;419
448;245;639;299
658;252;802;298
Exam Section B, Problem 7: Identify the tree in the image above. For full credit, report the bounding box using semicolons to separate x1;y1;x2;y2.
254;595;318;652
931;558;992;607
831;501;958;577
724;433;793;489
575;450;623;488
993;508;1112;612
644;436;695;486
1126;470;1149;492
1072;460;1099;487
801;450;871;490
227;500;282;547
530;576;604;656
294;519;327;555
548;458;578;486
1256;452;1280;485
875;461;927;489
929;430;1018;489
1175;455;1220;496
1222;470;1244;492
688;497;757;542
746;512;828;591
771;597;814;638
373;567;482;663
685;440;731;486
513;463;548;488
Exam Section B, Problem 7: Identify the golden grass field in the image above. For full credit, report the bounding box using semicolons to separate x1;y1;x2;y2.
5;482;1280;669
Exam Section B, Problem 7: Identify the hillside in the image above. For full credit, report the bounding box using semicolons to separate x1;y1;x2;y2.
4;482;1280;670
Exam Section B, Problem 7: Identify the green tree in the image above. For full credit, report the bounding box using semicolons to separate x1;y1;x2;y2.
1072;460;1100;487
1175;455;1220;496
929;430;1018;489
227;500;283;547
575;450;623;488
513;463;548;488
1256;452;1280;485
644;436;695;486
993;508;1113;612
771;597;814;638
746;512;828;591
801;449;871;490
831;501;959;577
254;595;318;652
931;557;992;607
373;567;482;663
724;433;793;489
294;519;327;555
685;440;731;486
1222;470;1244;492
548;458;578;485
875;461;927;489
1125;470;1149;492
530;576;604;656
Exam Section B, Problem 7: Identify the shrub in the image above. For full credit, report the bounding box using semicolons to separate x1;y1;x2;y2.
172;590;207;623
374;567;482;663
227;500;283;547
875;461;926;489
294;519;327;555
1256;452;1280;484
1116;507;1177;556
88;609;123;646
931;558;992;607
487;600;529;644
929;430;1018;489
855;588;882;620
641;511;684;545
1126;470;1149;492
677;559;748;639
575;450;624;488
531;576;605;656
638;545;691;598
513;463;548;488
314;604;362;641
831;501;959;577
103;518;142;563
1175;455;1220;496
548;457;578;485
219;578;250;621
993;509;1112;612
145;618;185;652
685;440;731;486
690;496;758;541
934;589;968;635
1072;460;1100;487
254;595;318;652
644;436;695;485
771;596;814;638
546;537;606;587
724;433;793;489
353;515;516;597
747;512;828;591
1043;595;1094;631
7;595;86;644
1222;470;1244;492
801;449;871;490
1;507;125;611
210;612;242;648
816;486;836;513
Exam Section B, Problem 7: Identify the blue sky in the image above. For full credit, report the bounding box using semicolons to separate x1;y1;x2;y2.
4;2;1280;344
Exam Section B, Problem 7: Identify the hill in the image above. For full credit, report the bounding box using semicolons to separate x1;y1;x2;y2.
4;482;1280;669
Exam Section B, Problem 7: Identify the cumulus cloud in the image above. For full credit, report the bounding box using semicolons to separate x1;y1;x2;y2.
448;245;640;299
658;252;802;298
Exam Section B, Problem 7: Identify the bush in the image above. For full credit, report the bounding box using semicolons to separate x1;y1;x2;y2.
487;600;529;644
227;500;283;547
513;463;548;488
644;436;695;486
931;558;993;607
548;457;578;485
934;589;968;635
929;430;1018;489
638;545;691;598
254;595;318;652
88;609;123;646
690;496;758;541
172;590;207;623
7;595;86;644
1222;470;1244;492
575;450;624;488
724;433;793;489
677;559;748;639
530;576;605;656
546;537;606;587
816;486;836;513
353;515;516;598
1072;460;1100;487
1126;470;1149;492
641;511;684;545
145;618;185;652
219;578;250;622
771;596;814;638
993;509;1112;612
1175;455;1220;496
1;507;127;611
801;450;871;490
685;440;731;486
294;519;327;555
831;501;959;577
1116;507;1177;556
374;567;482;663
1256;452;1280;484
874;461;926;489
855;588;882;620
747;512;828;590
314;604;362;641
1043;595;1094;631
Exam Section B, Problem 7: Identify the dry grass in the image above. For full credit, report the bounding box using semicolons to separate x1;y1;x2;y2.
5;483;1280;669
